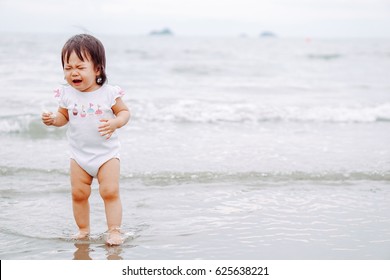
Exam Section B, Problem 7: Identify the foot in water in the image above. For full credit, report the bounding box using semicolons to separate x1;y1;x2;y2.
106;228;123;246
72;231;90;240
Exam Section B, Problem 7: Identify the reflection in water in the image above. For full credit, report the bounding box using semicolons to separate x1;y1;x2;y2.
73;243;92;260
73;242;124;260
105;245;123;260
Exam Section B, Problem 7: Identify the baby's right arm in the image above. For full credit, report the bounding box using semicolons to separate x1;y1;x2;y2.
41;107;69;127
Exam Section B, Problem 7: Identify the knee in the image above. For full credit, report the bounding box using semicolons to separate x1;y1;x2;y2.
99;185;119;201
72;187;90;202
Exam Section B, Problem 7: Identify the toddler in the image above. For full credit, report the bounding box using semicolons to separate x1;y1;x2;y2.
42;34;130;245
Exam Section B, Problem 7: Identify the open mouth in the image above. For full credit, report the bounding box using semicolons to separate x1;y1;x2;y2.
72;79;82;84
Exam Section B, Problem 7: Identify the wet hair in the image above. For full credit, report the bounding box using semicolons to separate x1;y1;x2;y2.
61;34;107;85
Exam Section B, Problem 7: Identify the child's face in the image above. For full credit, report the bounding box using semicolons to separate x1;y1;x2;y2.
63;51;101;92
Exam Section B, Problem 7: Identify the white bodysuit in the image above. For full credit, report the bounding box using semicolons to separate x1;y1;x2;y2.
55;84;124;177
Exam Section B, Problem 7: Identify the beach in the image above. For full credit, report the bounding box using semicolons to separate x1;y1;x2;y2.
0;34;390;259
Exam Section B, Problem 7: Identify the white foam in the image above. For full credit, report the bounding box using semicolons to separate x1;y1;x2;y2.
131;100;390;124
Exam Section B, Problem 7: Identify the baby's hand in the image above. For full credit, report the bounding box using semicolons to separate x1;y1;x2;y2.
98;119;118;139
41;111;56;126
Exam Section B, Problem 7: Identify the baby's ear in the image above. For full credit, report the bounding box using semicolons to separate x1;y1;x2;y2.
95;65;101;75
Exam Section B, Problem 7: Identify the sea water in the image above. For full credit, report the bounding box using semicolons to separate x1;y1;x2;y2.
0;33;390;259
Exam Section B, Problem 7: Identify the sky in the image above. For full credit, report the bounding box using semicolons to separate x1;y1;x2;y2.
0;0;389;37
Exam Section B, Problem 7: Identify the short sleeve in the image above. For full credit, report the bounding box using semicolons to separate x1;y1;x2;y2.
53;86;67;109
110;85;125;107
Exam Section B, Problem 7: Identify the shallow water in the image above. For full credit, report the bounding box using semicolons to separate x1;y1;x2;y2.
1;176;390;259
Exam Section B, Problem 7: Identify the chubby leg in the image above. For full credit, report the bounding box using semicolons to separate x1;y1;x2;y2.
97;158;123;245
70;159;93;238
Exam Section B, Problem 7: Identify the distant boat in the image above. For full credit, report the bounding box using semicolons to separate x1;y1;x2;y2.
149;28;174;36
260;31;276;38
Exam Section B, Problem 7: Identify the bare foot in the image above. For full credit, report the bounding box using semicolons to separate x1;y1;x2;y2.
72;231;90;240
106;229;123;246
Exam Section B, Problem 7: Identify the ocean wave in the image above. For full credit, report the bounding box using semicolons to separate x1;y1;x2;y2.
1;102;389;136
0;165;68;177
122;170;390;186
132;100;390;124
0;114;65;137
1;166;389;185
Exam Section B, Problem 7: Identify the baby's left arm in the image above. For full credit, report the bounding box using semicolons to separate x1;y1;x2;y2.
98;98;130;139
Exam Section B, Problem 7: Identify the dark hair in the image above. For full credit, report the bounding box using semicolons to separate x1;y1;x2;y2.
61;34;107;85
